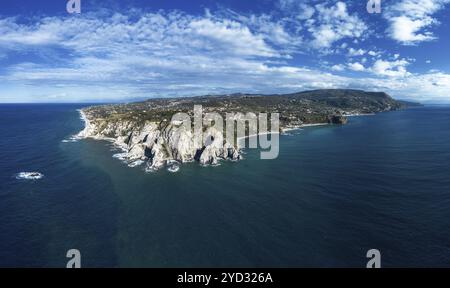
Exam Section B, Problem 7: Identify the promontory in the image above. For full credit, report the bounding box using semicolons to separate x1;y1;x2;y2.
78;89;414;171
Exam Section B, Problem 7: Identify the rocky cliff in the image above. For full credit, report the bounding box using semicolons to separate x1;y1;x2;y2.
79;111;240;171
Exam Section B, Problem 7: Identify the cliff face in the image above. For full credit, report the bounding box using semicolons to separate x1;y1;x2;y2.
79;112;240;171
79;89;412;171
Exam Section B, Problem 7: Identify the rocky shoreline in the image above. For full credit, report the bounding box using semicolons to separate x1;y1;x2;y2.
78;109;242;171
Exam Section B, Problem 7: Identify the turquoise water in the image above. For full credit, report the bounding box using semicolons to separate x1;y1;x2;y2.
1;104;450;267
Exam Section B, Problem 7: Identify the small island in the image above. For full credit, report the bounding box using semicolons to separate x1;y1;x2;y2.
79;89;413;171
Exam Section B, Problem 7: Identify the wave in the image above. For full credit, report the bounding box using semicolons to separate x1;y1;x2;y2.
200;162;222;168
128;160;145;168
167;160;181;173
167;165;180;173
61;109;91;143
112;152;129;161
61;135;81;143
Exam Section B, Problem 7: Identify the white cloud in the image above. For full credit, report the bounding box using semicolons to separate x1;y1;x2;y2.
0;10;354;102
0;6;450;103
331;64;345;71
308;2;367;49
330;57;412;78
277;1;367;50
228;13;303;53
360;72;450;102
278;0;315;20
385;0;450;45
189;18;278;57
348;62;365;71
388;16;435;43
348;48;366;57
0;17;62;46
371;59;411;77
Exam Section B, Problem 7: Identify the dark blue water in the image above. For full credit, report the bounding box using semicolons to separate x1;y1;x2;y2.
1;104;450;267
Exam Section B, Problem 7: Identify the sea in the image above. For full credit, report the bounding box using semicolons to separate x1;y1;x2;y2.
1;104;449;267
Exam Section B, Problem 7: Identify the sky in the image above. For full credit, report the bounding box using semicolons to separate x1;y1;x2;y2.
1;0;450;103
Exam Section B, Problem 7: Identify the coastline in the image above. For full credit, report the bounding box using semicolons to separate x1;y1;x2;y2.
77;109;91;138
78;108;313;143
76;109;129;150
74;108;389;171
280;112;377;132
343;113;375;117
77;109;115;141
76;108;376;142
282;123;329;132
76;109;343;156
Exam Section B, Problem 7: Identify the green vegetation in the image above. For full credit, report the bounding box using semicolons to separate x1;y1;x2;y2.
82;89;415;130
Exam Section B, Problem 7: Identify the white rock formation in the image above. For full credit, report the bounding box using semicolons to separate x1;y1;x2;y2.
78;110;241;171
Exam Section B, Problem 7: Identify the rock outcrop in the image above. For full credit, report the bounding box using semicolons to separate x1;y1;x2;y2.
79;111;240;171
328;115;348;125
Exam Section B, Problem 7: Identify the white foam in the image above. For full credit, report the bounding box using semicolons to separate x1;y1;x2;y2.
61;135;80;143
76;109;90;138
62;111;88;143
301;123;328;127
15;172;44;180
167;165;180;173
112;152;129;161
128;160;145;167
281;132;293;136
200;162;222;167
167;160;181;173
144;166;158;173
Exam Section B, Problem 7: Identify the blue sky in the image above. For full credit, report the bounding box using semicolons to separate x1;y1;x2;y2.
1;0;450;103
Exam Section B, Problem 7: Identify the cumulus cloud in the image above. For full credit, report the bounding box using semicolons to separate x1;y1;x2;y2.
361;72;450;102
331;64;345;71
307;2;367;49
329;57;412;78
371;59;411;77
348;62;366;71
0;10;352;102
277;1;367;50
385;0;450;45
225;12;303;54
188;18;279;57
348;48;366;57
278;0;315;20
0;4;449;103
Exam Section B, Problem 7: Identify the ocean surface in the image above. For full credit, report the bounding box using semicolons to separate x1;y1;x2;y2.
1;104;450;267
